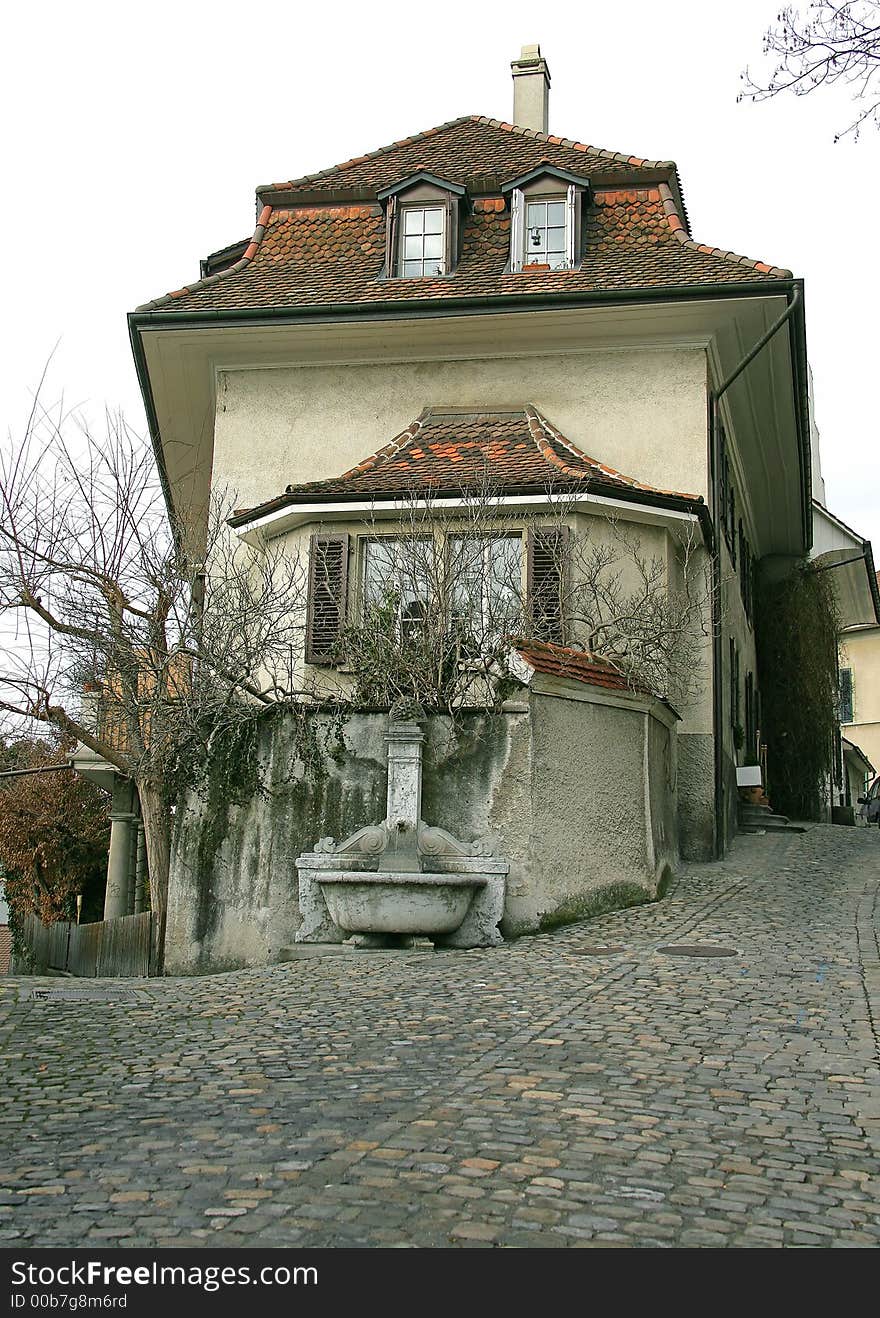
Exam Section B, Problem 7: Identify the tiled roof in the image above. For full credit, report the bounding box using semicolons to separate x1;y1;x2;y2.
136;117;791;314
514;641;637;695
231;406;703;523
257;116;677;197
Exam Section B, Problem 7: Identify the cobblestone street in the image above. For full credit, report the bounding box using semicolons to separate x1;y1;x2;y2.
2;823;879;1249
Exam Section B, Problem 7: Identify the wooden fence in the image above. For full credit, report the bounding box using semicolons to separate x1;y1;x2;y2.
19;911;156;977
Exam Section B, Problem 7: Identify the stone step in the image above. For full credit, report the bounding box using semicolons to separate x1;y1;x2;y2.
738;818;806;835
739;805;790;826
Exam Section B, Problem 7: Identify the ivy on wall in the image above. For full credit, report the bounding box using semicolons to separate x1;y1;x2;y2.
755;560;840;819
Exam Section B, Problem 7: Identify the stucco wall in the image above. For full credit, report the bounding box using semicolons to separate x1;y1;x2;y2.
166;689;678;973
212;347;708;515
840;626;880;772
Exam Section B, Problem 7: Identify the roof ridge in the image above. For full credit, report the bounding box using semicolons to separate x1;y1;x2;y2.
656;181;791;278
257;114;679;198
472;115;675;172
258;115;479;195
135;204;274;312
332;411;430;483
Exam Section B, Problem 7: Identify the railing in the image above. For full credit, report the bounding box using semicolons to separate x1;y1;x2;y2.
18;911;157;977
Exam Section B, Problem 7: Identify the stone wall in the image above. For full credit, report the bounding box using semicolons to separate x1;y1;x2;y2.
165;685;679;973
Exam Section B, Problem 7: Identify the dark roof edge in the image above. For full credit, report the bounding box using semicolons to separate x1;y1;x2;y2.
227;479;710;536
130;276;796;332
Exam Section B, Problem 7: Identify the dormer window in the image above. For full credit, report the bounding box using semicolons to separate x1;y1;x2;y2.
502;165;592;273
378;172;466;281
526;199;567;270
400;206;445;278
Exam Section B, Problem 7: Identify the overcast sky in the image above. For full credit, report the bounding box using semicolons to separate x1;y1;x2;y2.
1;0;877;552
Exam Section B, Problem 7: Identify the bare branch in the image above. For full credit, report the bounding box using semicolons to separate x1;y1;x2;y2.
740;2;880;140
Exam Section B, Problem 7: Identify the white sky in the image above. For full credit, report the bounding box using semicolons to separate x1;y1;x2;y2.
1;0;877;552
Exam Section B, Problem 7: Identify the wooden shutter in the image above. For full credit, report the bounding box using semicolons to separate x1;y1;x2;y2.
384;196;398;277
444;192;457;274
839;668;854;724
509;188;524;272
526;526;569;644
566;183;578;268
305;533;349;665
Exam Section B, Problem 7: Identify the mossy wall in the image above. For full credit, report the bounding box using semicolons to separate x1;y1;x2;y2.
166;693;679;973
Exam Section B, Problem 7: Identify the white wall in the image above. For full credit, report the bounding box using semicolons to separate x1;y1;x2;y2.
212;347;709;514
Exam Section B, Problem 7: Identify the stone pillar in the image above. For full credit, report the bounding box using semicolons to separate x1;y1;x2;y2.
384;721;424;830
103;778;137;921
383;720;425;874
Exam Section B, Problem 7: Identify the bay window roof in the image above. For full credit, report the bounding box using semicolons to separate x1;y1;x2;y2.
228;406;706;530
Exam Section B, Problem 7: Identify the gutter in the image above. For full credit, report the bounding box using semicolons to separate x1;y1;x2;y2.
706;281;809;856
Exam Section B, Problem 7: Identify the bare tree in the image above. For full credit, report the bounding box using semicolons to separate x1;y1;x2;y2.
335;482;715;714
0;392;310;953
740;2;880;140
562;516;715;711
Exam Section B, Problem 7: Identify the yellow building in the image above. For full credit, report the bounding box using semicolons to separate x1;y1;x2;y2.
840;578;880;785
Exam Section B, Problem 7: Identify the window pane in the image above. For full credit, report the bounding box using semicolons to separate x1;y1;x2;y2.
547;228;565;252
547;201;565;226
403;260;422;278
527;202;546;226
548;253;567;270
449;536;522;642
404;235;423;259
423;208;443;234
423;233;443;260
403;209;424;233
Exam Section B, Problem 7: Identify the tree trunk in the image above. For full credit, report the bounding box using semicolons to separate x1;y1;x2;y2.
136;778;171;974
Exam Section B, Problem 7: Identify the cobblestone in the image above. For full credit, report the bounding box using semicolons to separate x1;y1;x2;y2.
1;823;878;1247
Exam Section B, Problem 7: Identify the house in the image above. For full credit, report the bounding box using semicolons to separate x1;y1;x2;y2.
838;589;880;812
126;46;820;968
807;385;880;817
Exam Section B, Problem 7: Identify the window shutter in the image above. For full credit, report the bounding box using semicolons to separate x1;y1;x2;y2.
305;533;349;665
444;192;456;274
566;183;577;268
384;196;398;277
839;667;854;724
526;526;569;644
509;188;524;272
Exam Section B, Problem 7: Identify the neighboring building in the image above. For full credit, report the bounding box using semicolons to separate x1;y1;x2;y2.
839;573;880;776
124;46;826;966
808;380;880;815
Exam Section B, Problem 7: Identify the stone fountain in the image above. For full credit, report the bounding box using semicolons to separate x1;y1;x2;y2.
295;718;508;948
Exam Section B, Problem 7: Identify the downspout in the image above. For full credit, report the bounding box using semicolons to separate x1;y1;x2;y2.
707;285;803;857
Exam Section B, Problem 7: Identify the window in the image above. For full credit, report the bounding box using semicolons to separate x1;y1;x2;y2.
449;535;523;646
525;199;567;269
503;168;589;274
379;173;464;281
839;667;854;723
305;526;568;665
362;538;431;637
399;206;445;279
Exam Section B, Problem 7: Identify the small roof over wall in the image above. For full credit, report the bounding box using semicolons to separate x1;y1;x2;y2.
810;501;880;629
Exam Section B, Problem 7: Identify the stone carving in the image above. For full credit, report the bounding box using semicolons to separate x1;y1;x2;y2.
295;718;509;949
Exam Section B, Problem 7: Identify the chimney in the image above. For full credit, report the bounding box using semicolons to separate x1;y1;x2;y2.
511;43;551;134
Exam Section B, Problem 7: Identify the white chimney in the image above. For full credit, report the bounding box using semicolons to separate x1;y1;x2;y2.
511;43;551;134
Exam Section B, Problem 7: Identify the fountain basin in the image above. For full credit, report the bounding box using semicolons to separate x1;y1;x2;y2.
318;872;487;935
